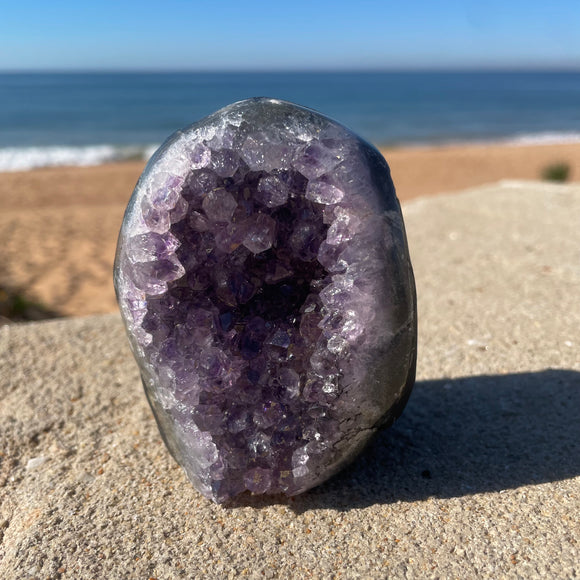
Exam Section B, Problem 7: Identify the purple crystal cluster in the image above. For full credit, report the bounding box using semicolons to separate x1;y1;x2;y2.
114;99;416;503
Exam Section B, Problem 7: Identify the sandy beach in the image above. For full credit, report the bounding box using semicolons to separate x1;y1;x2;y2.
1;141;579;319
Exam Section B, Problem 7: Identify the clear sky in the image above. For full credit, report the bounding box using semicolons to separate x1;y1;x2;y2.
1;0;579;71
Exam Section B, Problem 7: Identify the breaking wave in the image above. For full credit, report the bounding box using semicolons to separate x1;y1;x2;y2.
504;132;580;146
0;144;159;172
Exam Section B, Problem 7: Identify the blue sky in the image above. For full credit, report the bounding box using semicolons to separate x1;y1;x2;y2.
1;0;579;71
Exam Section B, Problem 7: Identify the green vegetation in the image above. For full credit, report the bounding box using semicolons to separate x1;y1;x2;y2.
541;162;571;183
0;286;60;323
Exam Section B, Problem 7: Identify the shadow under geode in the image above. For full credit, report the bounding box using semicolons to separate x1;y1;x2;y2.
233;369;580;512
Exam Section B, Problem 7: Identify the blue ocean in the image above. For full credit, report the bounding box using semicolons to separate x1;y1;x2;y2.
1;71;580;171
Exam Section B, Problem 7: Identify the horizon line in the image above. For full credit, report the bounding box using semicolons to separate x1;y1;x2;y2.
1;65;580;75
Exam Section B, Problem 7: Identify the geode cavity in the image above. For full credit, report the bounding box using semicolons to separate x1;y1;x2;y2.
114;98;416;503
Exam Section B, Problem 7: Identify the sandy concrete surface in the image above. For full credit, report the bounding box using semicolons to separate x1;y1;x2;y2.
1;141;579;319
1;181;579;579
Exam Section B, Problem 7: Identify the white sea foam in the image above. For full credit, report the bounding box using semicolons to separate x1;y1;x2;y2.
0;144;159;172
504;132;580;146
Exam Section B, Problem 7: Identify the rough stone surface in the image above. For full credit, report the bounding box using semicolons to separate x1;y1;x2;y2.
114;98;417;502
1;181;579;579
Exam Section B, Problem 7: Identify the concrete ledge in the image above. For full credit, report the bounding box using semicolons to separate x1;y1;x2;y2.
1;181;579;578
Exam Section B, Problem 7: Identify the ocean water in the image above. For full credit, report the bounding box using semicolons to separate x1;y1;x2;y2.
1;71;580;171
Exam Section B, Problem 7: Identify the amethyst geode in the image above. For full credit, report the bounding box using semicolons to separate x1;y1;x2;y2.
114;98;416;503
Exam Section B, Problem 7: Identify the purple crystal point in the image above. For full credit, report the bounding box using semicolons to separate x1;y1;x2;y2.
114;98;416;503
